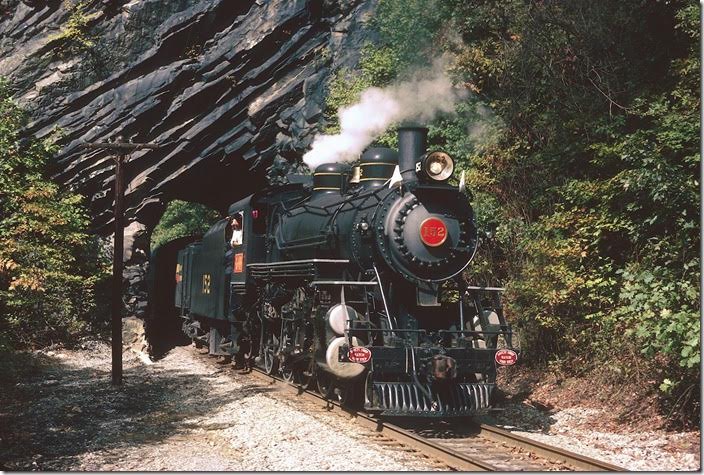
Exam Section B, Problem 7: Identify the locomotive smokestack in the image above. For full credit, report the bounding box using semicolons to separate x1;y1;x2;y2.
398;125;428;186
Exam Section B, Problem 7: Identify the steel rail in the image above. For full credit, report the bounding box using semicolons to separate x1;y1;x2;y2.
194;348;625;472
248;368;495;471
475;423;625;471
247;367;626;471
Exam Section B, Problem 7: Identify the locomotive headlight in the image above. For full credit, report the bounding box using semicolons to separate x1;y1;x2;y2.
420;151;454;181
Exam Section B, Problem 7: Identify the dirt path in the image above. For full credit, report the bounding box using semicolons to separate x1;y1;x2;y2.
0;342;439;471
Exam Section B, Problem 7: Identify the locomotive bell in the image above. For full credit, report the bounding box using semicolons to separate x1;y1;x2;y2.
349;165;361;184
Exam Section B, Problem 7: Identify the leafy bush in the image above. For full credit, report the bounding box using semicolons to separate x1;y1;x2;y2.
454;0;699;418
331;0;700;423
0;79;109;351
150;200;220;250
618;262;699;370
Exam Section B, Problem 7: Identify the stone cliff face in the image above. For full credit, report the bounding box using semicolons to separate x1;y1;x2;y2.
0;0;374;231
1;0;374;327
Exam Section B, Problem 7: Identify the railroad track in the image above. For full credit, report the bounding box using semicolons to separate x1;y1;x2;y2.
394;419;626;471
194;348;624;471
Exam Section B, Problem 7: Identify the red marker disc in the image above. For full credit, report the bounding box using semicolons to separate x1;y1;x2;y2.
420;217;448;247
348;347;372;364
495;349;518;366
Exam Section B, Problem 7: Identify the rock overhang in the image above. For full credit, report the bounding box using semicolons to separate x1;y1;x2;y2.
1;0;376;233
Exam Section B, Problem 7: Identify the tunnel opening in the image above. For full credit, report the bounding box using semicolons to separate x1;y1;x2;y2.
145;200;220;359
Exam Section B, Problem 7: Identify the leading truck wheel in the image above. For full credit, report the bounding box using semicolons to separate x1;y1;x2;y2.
263;346;277;375
300;357;316;390
281;365;296;383
316;369;334;399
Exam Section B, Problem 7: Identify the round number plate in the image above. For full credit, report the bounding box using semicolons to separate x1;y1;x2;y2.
420;217;448;247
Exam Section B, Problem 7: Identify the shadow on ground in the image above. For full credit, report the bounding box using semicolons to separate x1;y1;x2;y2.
0;345;269;471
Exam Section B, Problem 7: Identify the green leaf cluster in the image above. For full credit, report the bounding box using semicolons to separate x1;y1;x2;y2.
47;1;98;58
0;79;109;351
150;200;220;251
328;0;700;420
324;45;400;147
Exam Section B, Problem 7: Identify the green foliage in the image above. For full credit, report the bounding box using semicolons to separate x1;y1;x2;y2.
373;0;448;68
618;261;700;369
48;1;98;58
0;79;109;351
342;0;700;422
454;0;699;414
150;200;220;250
324;45;400;146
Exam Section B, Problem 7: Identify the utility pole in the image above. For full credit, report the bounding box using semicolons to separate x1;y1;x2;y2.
80;140;158;385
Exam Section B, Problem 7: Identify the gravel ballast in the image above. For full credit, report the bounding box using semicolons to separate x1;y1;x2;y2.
0;343;439;471
487;405;700;471
1;341;699;471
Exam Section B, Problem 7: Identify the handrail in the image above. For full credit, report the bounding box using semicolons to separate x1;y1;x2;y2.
310;280;379;286
247;258;349;267
373;264;394;331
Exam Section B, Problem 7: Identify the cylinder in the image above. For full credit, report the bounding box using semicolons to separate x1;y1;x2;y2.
313;163;351;195
397;126;428;186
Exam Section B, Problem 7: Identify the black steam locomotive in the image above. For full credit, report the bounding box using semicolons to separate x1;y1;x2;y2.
159;126;517;416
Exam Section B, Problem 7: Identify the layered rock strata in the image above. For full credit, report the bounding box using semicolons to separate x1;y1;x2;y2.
1;0;373;230
1;0;374;323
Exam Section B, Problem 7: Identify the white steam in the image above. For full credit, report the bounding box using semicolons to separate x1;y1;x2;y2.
303;61;468;169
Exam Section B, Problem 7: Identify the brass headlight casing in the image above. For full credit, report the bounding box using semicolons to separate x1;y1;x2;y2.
419;151;454;182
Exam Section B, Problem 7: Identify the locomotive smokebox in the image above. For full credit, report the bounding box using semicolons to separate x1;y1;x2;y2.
398;125;428;186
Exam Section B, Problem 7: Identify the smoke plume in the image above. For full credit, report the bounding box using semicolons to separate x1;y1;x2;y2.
303;61;468;169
